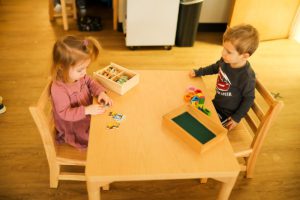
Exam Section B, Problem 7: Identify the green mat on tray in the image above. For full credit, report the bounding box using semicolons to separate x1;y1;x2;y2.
172;112;216;144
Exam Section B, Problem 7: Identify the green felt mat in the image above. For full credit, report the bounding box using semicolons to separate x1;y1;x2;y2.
172;112;216;144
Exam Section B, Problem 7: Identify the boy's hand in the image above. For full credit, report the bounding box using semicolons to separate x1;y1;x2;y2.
85;104;106;115
225;117;238;131
189;70;196;78
97;92;113;107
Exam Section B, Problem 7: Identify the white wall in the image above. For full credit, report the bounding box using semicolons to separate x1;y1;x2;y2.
199;0;232;23
289;5;300;43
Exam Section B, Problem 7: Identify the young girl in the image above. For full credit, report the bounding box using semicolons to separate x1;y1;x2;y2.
50;35;112;149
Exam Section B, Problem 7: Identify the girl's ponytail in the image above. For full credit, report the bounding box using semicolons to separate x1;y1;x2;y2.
84;37;102;61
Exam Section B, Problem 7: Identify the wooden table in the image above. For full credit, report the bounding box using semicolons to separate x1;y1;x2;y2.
86;70;240;200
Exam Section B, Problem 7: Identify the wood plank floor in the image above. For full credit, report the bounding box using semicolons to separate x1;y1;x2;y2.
0;0;300;199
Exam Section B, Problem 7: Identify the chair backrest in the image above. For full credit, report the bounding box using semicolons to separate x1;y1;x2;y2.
29;80;58;165
246;79;284;151
242;78;284;177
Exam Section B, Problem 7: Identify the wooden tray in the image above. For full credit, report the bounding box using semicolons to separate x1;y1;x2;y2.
94;63;139;95
163;104;227;153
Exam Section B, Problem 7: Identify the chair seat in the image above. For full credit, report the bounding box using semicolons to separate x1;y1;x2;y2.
228;121;253;155
56;143;86;165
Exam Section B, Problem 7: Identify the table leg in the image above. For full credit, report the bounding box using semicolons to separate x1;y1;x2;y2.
87;181;100;200
215;176;238;200
113;0;118;30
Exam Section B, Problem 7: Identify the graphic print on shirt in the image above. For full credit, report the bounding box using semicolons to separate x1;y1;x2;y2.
216;68;232;96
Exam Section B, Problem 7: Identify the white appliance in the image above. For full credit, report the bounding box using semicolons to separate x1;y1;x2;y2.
125;0;180;49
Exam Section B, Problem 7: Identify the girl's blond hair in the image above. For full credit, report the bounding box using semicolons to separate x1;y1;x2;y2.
223;24;259;56
51;35;101;82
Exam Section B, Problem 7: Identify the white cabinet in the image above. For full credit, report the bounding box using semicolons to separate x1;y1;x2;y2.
126;0;180;48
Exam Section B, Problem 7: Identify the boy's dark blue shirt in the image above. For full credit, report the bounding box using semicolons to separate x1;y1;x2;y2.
194;58;256;123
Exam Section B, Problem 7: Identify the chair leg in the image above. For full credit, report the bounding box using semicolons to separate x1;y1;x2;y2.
102;184;110;190
245;155;257;178
200;178;208;184
60;0;69;30
246;163;255;178
72;0;77;19
49;0;54;21
49;164;60;188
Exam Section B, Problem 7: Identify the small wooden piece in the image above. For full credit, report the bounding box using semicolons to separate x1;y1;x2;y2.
163;104;227;153
94;63;139;95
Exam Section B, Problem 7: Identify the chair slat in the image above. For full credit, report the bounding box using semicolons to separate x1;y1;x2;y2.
234;149;253;158
59;172;86;181
255;80;274;106
251;101;265;121
244;114;257;133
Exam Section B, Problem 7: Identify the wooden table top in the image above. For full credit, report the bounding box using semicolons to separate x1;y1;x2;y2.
86;70;240;182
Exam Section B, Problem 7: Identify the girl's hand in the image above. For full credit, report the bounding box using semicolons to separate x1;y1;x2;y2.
189;70;196;78
85;104;106;115
225;117;238;131
97;92;113;107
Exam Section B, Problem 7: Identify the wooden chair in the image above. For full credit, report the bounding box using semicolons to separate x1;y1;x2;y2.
29;80;86;188
49;0;77;30
201;79;283;183
229;79;284;178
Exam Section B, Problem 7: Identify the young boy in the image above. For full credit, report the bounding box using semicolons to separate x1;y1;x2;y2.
189;24;259;130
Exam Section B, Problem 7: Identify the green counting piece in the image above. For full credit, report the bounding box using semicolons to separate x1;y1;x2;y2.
116;76;129;84
172;112;216;144
201;108;211;116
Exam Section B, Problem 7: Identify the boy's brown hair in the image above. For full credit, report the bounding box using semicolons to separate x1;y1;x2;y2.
51;35;101;82
223;24;259;56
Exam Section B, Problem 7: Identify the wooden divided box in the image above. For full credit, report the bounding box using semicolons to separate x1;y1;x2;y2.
94;63;139;95
163;104;227;153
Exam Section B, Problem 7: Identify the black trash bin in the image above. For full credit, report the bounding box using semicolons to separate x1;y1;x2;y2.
176;0;203;47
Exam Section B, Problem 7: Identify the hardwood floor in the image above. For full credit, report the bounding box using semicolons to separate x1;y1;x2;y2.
0;0;300;200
